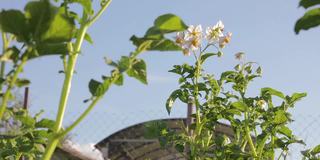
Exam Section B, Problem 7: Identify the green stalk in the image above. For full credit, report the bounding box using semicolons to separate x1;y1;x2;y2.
271;136;275;160
241;93;257;158
257;134;270;159
0;33;8;81
190;51;203;159
245;126;257;158
87;0;112;26
241;140;248;151
277;150;284;160
15;153;22;160
194;53;202;132
58;70;119;139
58;97;101;138
42;1;112;158
0;56;27;119
42;15;88;160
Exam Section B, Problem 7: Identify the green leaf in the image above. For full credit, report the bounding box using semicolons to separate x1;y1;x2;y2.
154;14;188;32
18;142;34;152
278;126;292;138
220;71;237;81
88;79;102;96
40;7;76;43
33;42;68;58
144;27;164;39
35;119;55;130
84;33;94;44
273;110;288;124
0;47;20;62
261;87;285;99
15;79;30;87
290;92;307;103
295;8;320;34
33;130;50;143
231;101;248;112
200;53;217;64
299;0;320;9
25;1;76;42
118;56;131;72
126;58;147;84
226;109;242;116
88;77;112;97
311;144;320;154
0;10;29;41
114;74;124;86
168;65;182;75
24;1;50;34
130;36;181;51
165;90;181;114
70;0;93;15
16;115;35;128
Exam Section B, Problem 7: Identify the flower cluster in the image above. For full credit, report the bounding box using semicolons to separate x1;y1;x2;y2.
175;21;232;56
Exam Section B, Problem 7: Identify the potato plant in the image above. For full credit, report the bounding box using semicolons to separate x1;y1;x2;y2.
143;20;307;160
0;0;186;159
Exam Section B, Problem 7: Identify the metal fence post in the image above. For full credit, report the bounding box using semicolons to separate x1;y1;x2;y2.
20;87;29;160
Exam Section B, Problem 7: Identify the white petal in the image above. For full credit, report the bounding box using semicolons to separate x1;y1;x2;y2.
216;20;224;29
195;25;202;32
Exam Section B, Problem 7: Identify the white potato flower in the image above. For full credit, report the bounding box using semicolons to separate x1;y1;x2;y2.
175;26;202;56
205;20;224;43
189;37;201;51
175;32;191;56
257;100;267;111
219;32;232;48
175;32;187;46
186;25;203;39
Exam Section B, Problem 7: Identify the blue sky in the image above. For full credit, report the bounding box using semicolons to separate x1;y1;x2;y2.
1;0;320;150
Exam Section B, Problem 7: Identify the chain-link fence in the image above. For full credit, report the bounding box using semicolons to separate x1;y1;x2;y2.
32;107;320;160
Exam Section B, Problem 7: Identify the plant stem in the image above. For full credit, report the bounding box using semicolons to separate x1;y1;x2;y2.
41;13;88;160
0;32;8;82
271;136;275;160
42;1;113;158
58;96;101;138
245;126;257;158
194;53;202;130
257;134;269;159
16;153;22;160
241;140;248;151
0;56;27;120
189;51;204;159
277;150;284;160
87;0;112;26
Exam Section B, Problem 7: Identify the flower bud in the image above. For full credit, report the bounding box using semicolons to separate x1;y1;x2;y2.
256;66;262;75
257;100;267;111
235;52;245;60
245;65;252;74
234;64;241;71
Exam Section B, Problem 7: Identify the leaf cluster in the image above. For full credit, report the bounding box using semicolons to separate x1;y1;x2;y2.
295;0;320;34
0;107;55;159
